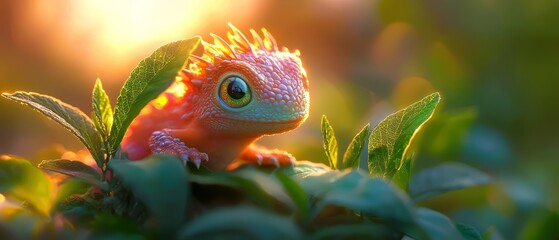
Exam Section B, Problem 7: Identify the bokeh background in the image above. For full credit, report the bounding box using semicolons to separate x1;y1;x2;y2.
1;0;558;238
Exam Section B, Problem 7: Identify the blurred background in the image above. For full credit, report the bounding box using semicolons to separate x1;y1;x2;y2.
1;0;558;238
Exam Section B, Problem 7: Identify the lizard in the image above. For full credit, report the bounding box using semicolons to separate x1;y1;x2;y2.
120;23;310;170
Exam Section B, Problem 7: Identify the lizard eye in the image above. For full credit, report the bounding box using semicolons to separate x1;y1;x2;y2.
219;75;252;108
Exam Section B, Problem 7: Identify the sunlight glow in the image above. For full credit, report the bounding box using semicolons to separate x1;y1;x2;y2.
14;0;262;72
0;194;5;204
69;1;199;55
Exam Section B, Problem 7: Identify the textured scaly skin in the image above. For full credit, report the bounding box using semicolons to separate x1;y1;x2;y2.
120;24;310;170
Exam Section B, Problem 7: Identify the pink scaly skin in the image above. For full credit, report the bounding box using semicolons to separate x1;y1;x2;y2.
120;23;310;170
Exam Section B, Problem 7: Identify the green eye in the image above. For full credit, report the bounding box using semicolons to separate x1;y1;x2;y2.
219;76;252;108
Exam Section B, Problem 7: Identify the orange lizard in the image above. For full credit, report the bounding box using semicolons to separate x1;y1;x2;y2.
120;23;310;170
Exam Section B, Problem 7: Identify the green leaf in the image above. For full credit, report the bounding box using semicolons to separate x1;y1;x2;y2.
108;37;201;153
54;178;92;205
191;173;273;208
297;170;345;196
0;157;52;215
0;205;53;240
108;155;188;232
190;169;295;210
342;123;370;169
38;159;106;190
412;208;462;240
276;172;310;217
55;181;99;222
235;169;295;209
2;92;104;166
392;154;413;191
92;78;113;137
409;162;491;202
368;92;440;178
177;205;302;240
276;160;330;179
301;170;416;225
457;223;482;240
321;115;338;169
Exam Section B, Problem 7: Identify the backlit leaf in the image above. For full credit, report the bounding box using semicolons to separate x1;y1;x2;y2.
92;78;113;137
38;159;106;190
321;115;338;169
368;92;440;178
108;37;201;153
342;123;370;169
2;92;104;165
392;154;413;191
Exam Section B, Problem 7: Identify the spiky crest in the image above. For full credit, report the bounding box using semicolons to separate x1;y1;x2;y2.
182;23;300;85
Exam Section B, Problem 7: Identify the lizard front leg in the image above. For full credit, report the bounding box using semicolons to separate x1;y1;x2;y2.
149;129;208;168
239;144;295;167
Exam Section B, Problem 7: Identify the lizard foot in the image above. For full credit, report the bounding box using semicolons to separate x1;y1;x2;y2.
149;130;208;168
240;145;295;167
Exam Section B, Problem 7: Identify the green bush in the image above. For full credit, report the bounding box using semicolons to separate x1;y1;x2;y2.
0;37;492;240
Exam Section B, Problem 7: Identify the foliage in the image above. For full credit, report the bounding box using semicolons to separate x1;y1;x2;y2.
0;37;494;239
368;92;439;179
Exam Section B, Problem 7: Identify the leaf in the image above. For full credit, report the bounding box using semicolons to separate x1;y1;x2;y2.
177;205;302;240
301;170;416;225
392;154;413;191
38;159;106;190
54;178;92;205
190;169;294;210
409;162;491;202
276;160;330;179
297;170;346;196
2;92;104;166
235;169;295;209
0;205;53;240
342;123;370;169
56;184;99;222
412;208;462;240
276;172;310;217
457;223;482;240
368;92;440;178
108;155;188;232
321;115;338;169
0;156;52;215
108;37;201;153
190;173;271;208
92;78;113;137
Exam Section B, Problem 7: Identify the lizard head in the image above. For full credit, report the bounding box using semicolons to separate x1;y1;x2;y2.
180;23;310;137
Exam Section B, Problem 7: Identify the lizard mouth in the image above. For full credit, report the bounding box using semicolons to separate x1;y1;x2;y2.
217;111;308;125
231;115;306;124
